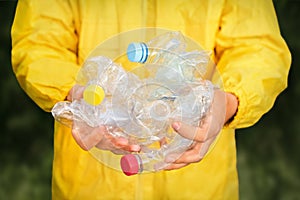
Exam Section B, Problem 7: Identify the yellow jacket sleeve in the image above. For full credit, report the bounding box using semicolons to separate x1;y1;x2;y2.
216;0;291;128
11;0;80;112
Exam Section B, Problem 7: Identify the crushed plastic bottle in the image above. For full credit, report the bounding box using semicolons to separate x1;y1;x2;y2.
51;31;215;176
127;32;186;64
127;32;211;91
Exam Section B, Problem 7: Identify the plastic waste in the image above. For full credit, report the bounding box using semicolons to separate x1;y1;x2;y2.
127;32;211;80
51;31;215;176
127;31;186;63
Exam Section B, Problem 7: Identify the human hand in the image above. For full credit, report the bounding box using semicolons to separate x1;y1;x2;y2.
71;122;141;154
164;90;238;170
66;85;141;154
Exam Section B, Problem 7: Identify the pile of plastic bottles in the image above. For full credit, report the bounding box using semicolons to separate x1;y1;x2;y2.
51;31;215;176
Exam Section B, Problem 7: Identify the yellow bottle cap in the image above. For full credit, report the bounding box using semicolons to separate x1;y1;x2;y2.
83;84;105;106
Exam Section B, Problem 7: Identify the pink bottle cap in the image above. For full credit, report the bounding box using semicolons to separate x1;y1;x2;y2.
120;154;139;176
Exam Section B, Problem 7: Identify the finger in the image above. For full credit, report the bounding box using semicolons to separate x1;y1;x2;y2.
164;163;189;170
165;143;203;164
159;137;168;146
72;128;88;150
73;126;106;151
172;121;210;142
111;137;141;152
95;132;141;153
110;149;130;155
67;85;85;101
166;137;216;165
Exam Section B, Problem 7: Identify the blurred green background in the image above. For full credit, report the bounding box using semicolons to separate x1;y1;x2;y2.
1;1;300;199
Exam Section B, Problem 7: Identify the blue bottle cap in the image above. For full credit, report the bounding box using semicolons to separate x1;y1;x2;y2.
127;42;148;63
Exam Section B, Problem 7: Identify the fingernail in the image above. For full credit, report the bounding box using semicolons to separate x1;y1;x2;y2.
172;122;181;131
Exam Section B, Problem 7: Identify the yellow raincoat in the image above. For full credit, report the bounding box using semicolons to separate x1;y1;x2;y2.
11;0;290;199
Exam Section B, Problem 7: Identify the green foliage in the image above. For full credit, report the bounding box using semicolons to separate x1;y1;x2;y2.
0;1;53;200
1;1;300;199
236;0;300;199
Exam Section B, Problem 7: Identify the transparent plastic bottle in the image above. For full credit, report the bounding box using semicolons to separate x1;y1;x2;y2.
126;34;210;89
121;134;192;176
126;31;187;65
78;56;130;106
119;80;214;176
51;31;214;176
116;32;215;176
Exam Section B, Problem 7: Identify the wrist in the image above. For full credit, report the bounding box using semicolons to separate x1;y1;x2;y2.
224;92;238;124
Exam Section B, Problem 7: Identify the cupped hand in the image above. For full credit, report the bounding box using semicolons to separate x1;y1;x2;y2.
164;90;238;170
67;85;141;154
